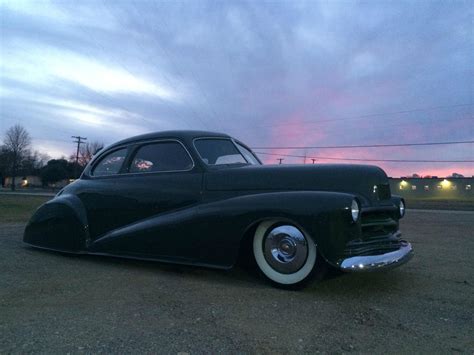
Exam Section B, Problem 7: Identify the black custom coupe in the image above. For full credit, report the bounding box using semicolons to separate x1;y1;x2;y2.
24;131;413;287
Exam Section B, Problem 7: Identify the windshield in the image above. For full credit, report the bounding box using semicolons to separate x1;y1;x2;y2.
235;142;261;165
194;138;260;166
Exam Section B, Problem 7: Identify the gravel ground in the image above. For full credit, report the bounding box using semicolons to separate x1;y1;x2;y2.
1;211;473;354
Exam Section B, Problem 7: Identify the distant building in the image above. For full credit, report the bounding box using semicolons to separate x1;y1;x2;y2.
4;176;42;188
389;177;473;200
3;176;70;189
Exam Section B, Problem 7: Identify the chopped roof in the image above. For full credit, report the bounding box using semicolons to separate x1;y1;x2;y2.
110;130;230;148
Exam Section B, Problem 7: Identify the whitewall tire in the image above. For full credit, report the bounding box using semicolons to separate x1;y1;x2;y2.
253;220;318;286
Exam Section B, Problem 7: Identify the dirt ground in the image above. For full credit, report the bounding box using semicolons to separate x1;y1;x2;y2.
1;211;473;354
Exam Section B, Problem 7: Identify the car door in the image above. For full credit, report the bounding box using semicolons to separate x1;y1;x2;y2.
80;140;203;258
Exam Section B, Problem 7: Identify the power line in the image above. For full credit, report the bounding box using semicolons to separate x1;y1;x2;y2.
251;140;474;150
224;105;473;137
32;137;72;144
248;116;474;140
242;103;474;130
254;151;474;163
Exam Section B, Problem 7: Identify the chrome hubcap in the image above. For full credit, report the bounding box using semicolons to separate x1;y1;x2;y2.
263;225;308;274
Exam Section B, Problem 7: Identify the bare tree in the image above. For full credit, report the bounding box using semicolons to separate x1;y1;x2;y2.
79;141;104;167
69;141;104;170
3;125;31;190
21;150;50;174
31;151;51;170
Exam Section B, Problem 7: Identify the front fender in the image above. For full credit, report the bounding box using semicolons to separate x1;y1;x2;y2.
196;191;357;266
23;194;89;253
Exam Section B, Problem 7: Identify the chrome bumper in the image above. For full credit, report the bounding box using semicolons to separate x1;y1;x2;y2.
338;242;413;272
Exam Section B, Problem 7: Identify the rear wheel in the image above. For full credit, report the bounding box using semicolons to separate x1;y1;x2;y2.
253;220;323;288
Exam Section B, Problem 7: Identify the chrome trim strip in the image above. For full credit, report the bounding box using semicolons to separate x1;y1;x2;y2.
338;242;413;272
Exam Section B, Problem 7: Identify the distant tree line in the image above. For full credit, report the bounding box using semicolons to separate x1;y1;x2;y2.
0;124;103;190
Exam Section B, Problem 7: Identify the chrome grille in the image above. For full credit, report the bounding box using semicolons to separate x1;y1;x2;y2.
361;211;398;239
342;209;400;257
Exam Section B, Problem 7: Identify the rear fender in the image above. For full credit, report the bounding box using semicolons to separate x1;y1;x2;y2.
23;194;89;253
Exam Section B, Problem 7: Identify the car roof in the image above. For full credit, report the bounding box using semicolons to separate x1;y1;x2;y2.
109;130;231;148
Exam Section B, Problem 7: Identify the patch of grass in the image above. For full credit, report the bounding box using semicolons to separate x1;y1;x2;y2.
404;198;474;211
0;195;51;223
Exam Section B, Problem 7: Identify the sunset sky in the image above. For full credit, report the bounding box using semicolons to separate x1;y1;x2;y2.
1;0;472;177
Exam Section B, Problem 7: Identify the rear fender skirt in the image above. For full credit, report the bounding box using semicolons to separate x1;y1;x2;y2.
23;194;89;252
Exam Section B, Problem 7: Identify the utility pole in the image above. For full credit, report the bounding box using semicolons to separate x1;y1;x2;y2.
311;158;316;164
72;136;87;179
277;158;284;165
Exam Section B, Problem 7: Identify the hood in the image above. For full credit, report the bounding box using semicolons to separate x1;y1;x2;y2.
205;164;391;205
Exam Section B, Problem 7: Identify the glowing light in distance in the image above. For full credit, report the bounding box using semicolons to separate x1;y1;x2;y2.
440;179;451;189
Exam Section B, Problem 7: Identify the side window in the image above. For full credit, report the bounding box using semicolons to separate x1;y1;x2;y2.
129;141;193;173
92;148;128;177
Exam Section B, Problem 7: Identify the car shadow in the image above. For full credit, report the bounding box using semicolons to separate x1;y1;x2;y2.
25;245;412;294
25;245;263;286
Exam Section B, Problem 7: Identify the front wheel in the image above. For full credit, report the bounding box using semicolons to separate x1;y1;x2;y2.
253;220;324;288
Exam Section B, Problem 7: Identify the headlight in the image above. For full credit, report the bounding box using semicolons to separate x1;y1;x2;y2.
351;199;360;222
399;199;406;218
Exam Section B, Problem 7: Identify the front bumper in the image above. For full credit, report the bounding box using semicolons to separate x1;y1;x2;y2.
337;241;413;272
